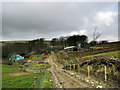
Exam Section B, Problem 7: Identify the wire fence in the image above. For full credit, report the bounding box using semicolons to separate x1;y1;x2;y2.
38;69;47;88
26;65;47;89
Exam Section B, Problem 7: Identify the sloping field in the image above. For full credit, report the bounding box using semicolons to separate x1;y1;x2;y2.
54;42;120;88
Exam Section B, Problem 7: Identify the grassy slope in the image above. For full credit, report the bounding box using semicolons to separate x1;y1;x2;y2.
29;55;46;60
2;53;52;88
2;57;52;88
2;64;50;88
78;50;120;73
24;63;51;68
82;50;120;59
2;64;19;74
2;73;40;88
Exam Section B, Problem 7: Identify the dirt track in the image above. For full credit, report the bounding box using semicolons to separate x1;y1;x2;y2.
48;52;93;88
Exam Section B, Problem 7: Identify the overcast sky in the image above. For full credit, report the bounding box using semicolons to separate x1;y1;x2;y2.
2;2;118;42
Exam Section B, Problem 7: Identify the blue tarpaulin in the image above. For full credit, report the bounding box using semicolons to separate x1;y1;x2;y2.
9;54;24;60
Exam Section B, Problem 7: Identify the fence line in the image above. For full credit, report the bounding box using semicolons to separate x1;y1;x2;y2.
29;74;41;89
64;64;110;87
28;65;47;89
40;69;47;88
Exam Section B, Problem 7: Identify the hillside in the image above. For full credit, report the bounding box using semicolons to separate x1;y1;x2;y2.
54;41;120;88
2;41;120;88
2;40;51;44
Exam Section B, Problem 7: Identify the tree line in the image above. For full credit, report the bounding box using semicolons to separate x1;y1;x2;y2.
2;34;109;59
51;35;108;48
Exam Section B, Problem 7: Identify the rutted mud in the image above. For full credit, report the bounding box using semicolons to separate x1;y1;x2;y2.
48;53;93;88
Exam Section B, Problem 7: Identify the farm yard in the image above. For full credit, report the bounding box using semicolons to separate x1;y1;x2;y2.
2;1;119;89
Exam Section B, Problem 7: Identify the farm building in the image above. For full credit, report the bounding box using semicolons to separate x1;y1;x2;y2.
50;46;64;51
9;54;24;61
64;46;78;51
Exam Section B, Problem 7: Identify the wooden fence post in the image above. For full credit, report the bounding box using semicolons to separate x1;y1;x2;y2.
105;65;107;88
88;65;90;80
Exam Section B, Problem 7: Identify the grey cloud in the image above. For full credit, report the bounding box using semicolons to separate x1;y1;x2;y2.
2;2;118;41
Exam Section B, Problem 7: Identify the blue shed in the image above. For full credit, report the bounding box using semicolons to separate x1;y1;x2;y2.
9;54;24;61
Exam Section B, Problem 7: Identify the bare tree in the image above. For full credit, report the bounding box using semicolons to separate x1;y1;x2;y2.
92;26;102;42
91;26;102;59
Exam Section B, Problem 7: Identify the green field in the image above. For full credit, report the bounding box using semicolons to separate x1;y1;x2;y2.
2;73;40;88
82;50;120;59
29;55;47;60
2;60;52;88
24;63;51;68
2;64;19;74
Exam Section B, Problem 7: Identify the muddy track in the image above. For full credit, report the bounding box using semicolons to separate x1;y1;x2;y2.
49;53;93;88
